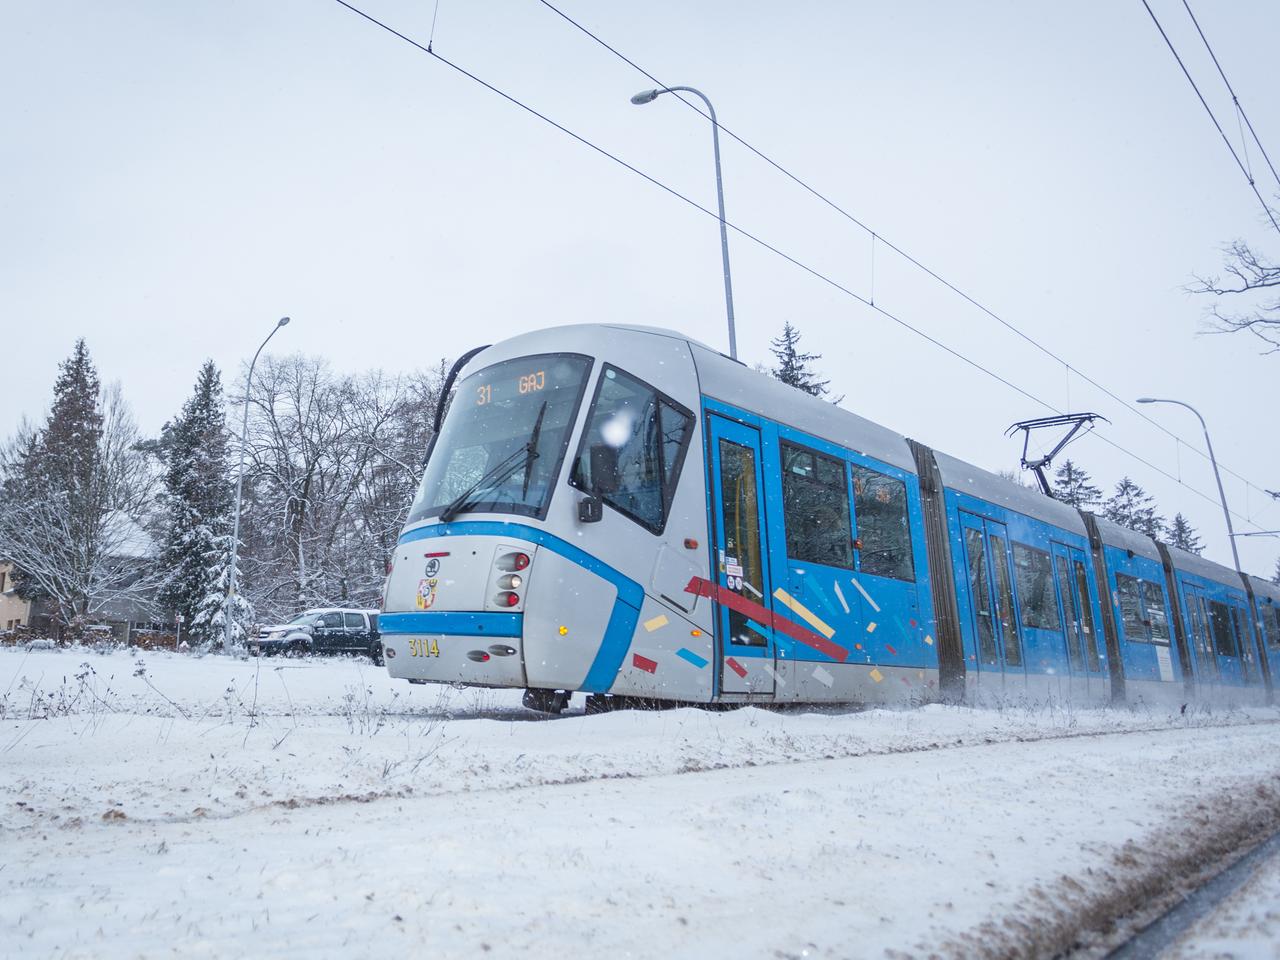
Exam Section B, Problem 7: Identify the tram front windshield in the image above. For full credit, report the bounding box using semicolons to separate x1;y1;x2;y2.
407;354;591;524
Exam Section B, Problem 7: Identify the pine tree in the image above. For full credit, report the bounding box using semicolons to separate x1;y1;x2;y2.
1167;513;1203;555
156;361;238;646
1053;459;1103;509
9;340;105;613
1272;557;1280;586
769;322;836;399
1103;477;1166;539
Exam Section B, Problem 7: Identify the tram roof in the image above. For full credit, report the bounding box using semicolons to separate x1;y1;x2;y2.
931;450;1088;535
1163;541;1245;591
688;342;918;473
1249;574;1280;606
1089;514;1162;563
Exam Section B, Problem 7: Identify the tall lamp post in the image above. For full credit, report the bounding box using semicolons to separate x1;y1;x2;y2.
224;316;291;653
1137;397;1242;573
631;85;738;361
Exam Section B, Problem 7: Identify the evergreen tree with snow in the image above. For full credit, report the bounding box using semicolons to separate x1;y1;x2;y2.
156;361;239;647
1103;476;1166;539
5;340;105;609
770;322;836;400
1052;459;1103;509
1272;557;1280;586
191;536;254;648
1167;513;1203;555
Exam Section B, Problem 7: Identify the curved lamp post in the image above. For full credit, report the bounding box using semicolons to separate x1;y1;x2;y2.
224;316;291;653
631;86;737;361
1137;397;1241;573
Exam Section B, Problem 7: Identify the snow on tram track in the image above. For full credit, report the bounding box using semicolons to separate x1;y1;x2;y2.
5;701;1280;958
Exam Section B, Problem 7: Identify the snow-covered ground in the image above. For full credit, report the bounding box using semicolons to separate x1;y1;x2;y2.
3;645;1280;958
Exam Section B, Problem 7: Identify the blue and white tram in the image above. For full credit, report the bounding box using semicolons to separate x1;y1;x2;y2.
379;323;1275;711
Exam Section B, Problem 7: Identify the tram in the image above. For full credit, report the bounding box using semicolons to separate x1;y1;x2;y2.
379;324;1278;711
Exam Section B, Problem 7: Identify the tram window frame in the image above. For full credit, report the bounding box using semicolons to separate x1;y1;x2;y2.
1011;543;1062;631
1207;599;1239;659
1270;607;1280;654
780;441;853;569
1231;606;1255;679
1115;573;1151;643
568;364;695;536
1140;580;1171;645
850;464;915;582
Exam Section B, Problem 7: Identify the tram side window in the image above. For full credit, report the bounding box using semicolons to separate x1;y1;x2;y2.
1116;574;1150;642
1140;580;1171;644
571;365;694;534
781;442;852;568
851;465;914;581
1207;600;1238;658
1270;608;1280;654
1011;544;1061;630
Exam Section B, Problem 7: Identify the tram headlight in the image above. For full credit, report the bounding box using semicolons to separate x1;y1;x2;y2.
498;574;522;590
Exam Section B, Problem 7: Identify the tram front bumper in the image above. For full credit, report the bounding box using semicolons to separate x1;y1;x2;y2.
380;612;526;688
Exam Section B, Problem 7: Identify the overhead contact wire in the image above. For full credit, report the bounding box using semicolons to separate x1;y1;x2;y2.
328;0;1272;533
535;0;1276;510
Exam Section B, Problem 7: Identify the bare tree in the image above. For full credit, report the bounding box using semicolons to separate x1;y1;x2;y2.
1192;224;1280;352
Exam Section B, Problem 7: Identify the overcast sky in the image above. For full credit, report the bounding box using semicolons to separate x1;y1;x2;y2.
4;0;1279;575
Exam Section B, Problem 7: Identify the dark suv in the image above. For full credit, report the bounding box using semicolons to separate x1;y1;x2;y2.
251;608;383;663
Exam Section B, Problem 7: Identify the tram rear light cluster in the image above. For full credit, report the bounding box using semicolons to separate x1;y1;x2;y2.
498;552;530;572
490;548;530;610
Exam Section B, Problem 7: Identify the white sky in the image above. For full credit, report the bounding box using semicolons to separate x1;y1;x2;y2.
4;0;1279;575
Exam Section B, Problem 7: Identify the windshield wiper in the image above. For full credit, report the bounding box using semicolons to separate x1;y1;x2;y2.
522;402;548;498
437;449;529;524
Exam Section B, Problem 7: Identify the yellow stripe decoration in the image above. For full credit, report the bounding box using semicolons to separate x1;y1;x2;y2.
772;588;835;639
869;667;884;683
643;614;669;632
923;634;934;646
866;621;877;633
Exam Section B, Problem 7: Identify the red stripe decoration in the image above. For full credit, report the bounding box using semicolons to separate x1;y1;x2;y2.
885;644;898;656
685;577;849;663
726;657;748;678
632;653;658;674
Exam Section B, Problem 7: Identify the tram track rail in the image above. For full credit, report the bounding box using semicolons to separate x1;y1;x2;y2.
1105;828;1280;959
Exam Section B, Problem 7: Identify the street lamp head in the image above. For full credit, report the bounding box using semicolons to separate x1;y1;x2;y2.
1136;397;1157;404
278;316;291;327
630;88;662;105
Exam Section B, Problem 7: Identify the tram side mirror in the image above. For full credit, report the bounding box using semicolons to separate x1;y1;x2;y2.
578;495;604;524
589;443;621;495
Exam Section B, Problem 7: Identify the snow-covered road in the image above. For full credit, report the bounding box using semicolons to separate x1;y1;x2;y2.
4;647;1280;958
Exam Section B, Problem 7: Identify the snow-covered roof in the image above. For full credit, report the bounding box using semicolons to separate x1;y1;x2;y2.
104;511;157;560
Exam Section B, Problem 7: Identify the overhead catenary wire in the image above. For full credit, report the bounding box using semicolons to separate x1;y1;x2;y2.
1139;0;1280;237
327;0;1274;537
534;0;1278;517
1181;0;1280;192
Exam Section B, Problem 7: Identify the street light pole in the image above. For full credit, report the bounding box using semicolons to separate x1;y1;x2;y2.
1137;397;1242;573
224;317;291;653
631;85;737;361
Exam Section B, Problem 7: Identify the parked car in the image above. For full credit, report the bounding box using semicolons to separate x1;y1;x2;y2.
251;608;383;663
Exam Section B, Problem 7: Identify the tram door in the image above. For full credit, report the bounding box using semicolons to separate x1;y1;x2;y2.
1051;544;1104;692
959;513;1023;682
707;415;777;695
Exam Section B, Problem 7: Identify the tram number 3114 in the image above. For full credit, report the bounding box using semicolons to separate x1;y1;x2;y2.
408;637;440;658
